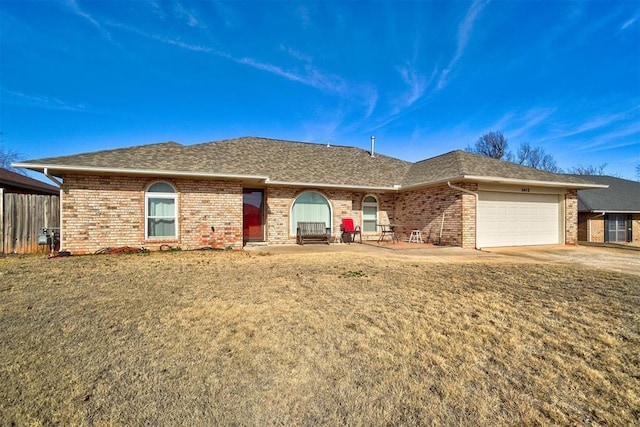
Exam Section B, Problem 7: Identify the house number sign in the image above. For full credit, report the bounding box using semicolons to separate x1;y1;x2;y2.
521;187;531;193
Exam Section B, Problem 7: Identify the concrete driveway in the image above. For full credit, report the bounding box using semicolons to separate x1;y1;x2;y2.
245;243;640;276
483;245;640;277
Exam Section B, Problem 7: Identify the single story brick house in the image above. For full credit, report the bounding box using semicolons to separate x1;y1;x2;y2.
14;136;603;254
576;175;640;246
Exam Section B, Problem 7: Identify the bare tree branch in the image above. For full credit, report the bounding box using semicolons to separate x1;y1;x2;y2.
568;163;608;175
466;131;510;159
0;141;26;175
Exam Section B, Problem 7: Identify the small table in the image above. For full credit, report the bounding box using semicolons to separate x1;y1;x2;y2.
378;224;399;243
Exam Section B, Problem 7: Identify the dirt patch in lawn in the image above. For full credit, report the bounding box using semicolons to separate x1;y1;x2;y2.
1;250;639;426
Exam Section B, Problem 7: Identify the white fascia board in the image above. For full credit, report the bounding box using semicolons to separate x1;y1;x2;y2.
11;163;269;181
590;210;640;214
397;177;464;191
462;175;609;189
13;163;399;191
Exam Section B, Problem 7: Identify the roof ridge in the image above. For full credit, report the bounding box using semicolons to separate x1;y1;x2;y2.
189;136;413;163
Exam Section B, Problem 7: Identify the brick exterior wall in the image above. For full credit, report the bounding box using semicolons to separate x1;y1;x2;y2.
578;212;640;247
564;190;578;245
393;183;477;248
578;212;605;243
265;187;396;243
61;175;242;254
60;175;582;253
633;215;640;246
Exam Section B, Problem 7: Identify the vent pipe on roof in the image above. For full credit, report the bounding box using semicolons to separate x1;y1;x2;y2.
370;135;375;158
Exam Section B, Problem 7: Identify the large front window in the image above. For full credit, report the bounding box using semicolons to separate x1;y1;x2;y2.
290;191;331;234
145;182;177;239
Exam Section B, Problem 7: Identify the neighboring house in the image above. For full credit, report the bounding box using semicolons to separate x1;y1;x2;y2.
1;168;60;254
13;136;603;254
576;175;640;246
0;168;59;195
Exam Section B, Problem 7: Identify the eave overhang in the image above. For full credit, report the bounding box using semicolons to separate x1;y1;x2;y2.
12;163;269;183
584;210;640;214
13;163;609;192
461;175;608;189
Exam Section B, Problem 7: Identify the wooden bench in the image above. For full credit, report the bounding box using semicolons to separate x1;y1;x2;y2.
296;222;331;245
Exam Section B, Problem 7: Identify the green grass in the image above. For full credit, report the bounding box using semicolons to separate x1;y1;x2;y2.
1;251;638;426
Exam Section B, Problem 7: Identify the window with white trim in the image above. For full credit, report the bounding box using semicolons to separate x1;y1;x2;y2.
145;182;177;239
362;195;378;232
290;191;331;234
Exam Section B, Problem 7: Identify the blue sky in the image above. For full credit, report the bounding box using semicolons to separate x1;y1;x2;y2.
1;0;639;180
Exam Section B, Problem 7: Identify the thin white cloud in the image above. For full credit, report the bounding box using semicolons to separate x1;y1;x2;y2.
505;108;557;139
108;22;213;53
550;106;640;142
361;88;379;119
174;1;199;27
437;0;489;90
281;45;313;63
62;0;113;41
620;15;638;31
397;64;427;108
234;57;349;96
2;88;86;112
574;123;640;152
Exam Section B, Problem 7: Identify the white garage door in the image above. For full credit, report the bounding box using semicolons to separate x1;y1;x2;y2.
477;191;560;248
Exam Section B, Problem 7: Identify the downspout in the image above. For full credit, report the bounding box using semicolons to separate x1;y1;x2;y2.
447;181;479;250
44;168;63;187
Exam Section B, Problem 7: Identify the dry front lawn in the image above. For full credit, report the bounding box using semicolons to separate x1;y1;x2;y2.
1;250;638;426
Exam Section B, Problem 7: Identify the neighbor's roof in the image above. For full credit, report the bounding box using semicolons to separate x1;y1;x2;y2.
13;136;601;190
575;175;640;213
0;167;59;194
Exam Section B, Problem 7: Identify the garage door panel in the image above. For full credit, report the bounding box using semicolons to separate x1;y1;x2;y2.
477;192;560;248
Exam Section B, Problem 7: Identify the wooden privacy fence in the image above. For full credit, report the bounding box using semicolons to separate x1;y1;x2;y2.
1;193;60;254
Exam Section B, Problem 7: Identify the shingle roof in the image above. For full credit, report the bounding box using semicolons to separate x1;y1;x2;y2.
575;175;640;213
15;136;600;190
0;168;59;194
402;150;595;187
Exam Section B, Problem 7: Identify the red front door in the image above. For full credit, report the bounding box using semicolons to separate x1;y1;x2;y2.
243;189;264;242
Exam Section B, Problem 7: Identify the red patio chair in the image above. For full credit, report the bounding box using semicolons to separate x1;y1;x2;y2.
341;218;362;244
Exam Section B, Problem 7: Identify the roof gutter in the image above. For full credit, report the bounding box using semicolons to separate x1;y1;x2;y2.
589;210;639;214
462;175;608;189
447;181;479;250
14;163;402;191
399;177;465;191
12;163;269;182
399;175;608;192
